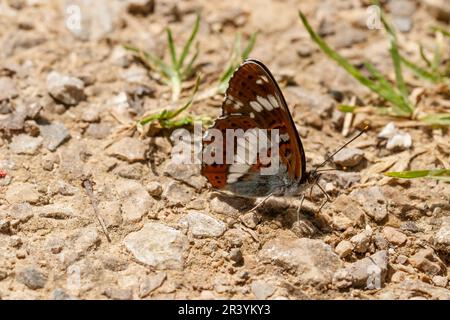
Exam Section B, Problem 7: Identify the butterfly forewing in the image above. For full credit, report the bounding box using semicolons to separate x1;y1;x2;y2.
201;59;306;196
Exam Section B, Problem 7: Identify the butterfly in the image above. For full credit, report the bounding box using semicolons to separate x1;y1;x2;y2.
201;59;317;200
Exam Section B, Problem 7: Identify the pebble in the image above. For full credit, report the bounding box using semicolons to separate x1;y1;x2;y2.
81;107;100;122
329;194;365;231
179;211;227;238
0;219;11;234
333;148;364;167
146;181;163;197
9;134;43;155
126;0;155;15
333;250;388;289
210;196;247;216
116;179;154;223
39;122;70;151
0;77;18;101
16;267;47;289
351;186;388;222
164;161;206;190
287;87;335;116
139;272;166;298
350;229;372;253
162;182;193;206
386;132;412;150
103;288;133;300
239;211;260;229
259;234;342;287
116;163;143;180
110;45;131;68
409;248;445;276
107;137;147;162
124;222;188;270
228;248;244;265
335;240;353;258
382;226;407;246
46;71;86;106
7;202;34;222
432;275;448;288
251;280;275;300
52;288;73;300
35;203;75;219
5;183;40;204
434;216;450;254
85;123;111;139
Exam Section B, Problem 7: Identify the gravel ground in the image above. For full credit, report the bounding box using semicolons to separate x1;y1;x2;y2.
0;0;449;300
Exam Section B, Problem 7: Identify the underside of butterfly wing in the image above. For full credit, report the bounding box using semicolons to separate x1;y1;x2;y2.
201;59;307;197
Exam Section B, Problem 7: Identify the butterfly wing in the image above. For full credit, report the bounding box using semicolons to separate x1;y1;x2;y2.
201;59;306;197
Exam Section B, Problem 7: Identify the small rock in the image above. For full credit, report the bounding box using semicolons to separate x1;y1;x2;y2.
81;107;100;122
259;234;342;287
386;132;412;150
16;267;47;289
409;248;445;276
116;163;143;180
103;288;133;300
5;183;40;204
378;122;396;139
107;137;147;162
9;134;42;155
162;182;193;206
434;216;450;254
396;254;408;264
228;248;244;265
46;71;85;106
383;226;407;246
287;87;335;116
373;232;389;250
116;179;154;223
333;250;388;289
85;123;111;139
7;202;34;222
126;0;155;16
110;45;131;68
329;194;365;231
351;186;388;222
350;229;372;253
124;222;188;270
331;24;366;48
251;280;275;300
164;161;206;190
333;148;364;167
210;197;246;216
179;211;227;238
139;272;166;298
0;77;18;101
35;203;75;219
39;122;70;151
146;181;162;197
432;276;448;288
52;288;73;300
239;211;260;229
335;240;353;258
101;256;128;272
0;219;11;234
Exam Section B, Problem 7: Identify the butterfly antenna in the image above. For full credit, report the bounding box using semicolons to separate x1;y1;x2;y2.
312;125;368;174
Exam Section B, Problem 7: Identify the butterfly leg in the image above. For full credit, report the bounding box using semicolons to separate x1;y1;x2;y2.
246;192;273;213
296;193;305;222
315;181;331;213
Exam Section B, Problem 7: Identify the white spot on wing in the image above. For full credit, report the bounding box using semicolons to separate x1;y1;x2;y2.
256;79;263;85
250;112;255;118
268;94;279;108
256;96;273;111
261;75;269;83
250;101;263;112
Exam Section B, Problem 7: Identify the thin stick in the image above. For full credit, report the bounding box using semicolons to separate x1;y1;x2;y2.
82;177;111;242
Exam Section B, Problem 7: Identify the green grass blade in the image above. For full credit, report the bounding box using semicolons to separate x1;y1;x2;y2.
420;113;450;126
177;13;200;70
419;44;432;68
338;105;357;113
431;26;450;38
384;169;450;181
123;44;173;79
299;11;411;116
167;28;178;69
363;61;392;90
400;55;440;83
182;42;199;78
167;75;201;118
